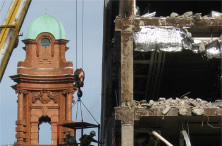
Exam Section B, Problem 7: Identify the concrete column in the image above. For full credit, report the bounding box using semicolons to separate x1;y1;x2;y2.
120;0;135;18
121;123;134;146
18;92;24;120
121;31;134;105
66;93;73;121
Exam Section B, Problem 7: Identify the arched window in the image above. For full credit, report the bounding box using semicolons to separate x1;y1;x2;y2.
38;116;51;144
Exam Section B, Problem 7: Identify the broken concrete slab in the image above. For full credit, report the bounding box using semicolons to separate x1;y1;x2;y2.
183;11;193;18
179;108;189;116
192;107;204;115
170;12;179;18
162;105;171;115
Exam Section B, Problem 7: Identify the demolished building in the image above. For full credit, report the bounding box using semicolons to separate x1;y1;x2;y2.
101;0;222;146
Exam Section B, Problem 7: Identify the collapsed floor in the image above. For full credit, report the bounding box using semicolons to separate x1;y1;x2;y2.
115;97;222;146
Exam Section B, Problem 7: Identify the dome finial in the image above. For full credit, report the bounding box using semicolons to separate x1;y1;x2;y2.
24;14;67;40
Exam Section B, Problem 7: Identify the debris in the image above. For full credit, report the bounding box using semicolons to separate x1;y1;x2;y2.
148;100;154;107
162;105;171;115
180;92;191;98
199;41;205;53
203;15;209;19
134;24;221;59
192;107;204;115
205;40;221;59
179;108;189;116
210;10;222;18
159;97;166;101
193;13;202;20
170;12;179;18
183;11;193;18
130;96;220;116
135;6;140;16
121;102;129;107
181;130;191;146
141;12;156;17
212;100;222;108
152;131;173;146
134;26;191;52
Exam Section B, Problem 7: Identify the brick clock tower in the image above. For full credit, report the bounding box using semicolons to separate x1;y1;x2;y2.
11;15;76;145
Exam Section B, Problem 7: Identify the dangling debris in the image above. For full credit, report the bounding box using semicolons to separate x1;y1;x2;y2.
134;26;222;59
134;26;192;52
205;40;221;59
141;12;156;17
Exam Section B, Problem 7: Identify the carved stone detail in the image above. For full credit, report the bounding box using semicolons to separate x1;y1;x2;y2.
62;90;74;95
32;91;58;104
48;91;58;103
16;89;28;94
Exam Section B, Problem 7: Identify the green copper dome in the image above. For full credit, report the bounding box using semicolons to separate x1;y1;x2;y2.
24;14;67;40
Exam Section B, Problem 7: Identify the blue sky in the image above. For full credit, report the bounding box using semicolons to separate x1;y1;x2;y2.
0;0;104;145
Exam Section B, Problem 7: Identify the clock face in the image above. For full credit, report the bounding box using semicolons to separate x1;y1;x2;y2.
41;38;50;48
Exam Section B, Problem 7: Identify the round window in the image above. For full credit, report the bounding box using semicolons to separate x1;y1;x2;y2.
41;38;50;48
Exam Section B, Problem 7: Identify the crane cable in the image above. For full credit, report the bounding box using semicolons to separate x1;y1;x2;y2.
75;0;84;69
81;0;84;69
75;0;78;69
73;97;99;125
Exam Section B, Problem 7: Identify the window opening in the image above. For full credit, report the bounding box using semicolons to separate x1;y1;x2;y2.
39;116;51;144
41;38;50;48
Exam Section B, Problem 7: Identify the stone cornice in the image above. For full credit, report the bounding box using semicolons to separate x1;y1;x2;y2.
10;74;75;84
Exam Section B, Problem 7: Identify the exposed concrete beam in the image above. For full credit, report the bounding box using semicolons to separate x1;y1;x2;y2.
140;17;222;27
115;106;222;120
134;107;222;118
115;17;222;31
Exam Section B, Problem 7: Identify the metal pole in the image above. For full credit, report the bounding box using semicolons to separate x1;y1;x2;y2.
98;124;100;146
152;131;173;146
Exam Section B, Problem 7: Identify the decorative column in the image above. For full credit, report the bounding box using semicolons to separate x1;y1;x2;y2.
18;92;24;120
66;90;73;122
15;90;25;145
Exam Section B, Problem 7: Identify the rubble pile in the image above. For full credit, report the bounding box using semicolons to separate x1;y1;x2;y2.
131;97;222;115
175;10;222;19
141;10;222;19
